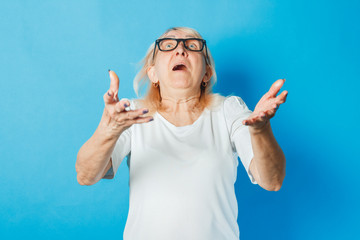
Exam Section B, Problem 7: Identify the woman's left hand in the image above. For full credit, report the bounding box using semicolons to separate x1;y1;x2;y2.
242;79;288;130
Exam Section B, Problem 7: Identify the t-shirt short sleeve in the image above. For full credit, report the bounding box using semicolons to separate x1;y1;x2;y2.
102;127;131;179
224;96;258;184
102;99;134;179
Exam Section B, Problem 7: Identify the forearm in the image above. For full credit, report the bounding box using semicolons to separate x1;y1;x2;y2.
249;121;286;190
76;110;123;185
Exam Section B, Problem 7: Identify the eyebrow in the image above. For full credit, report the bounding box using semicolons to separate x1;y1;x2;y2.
166;35;194;38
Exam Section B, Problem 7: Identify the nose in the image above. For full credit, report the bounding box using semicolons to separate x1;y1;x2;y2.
175;41;188;57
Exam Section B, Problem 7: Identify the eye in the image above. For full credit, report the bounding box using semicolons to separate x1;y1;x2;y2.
160;39;177;50
186;40;200;50
165;43;174;49
189;44;196;49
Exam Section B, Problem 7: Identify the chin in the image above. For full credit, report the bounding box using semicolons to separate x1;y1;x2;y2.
169;77;192;88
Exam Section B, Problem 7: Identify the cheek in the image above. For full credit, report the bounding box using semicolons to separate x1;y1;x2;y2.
154;63;167;78
196;60;207;77
155;56;171;75
157;65;169;78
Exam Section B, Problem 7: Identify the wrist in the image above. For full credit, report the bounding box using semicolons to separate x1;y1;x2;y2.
249;120;271;135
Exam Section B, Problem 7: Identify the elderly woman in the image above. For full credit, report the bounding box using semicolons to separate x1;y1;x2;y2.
76;27;287;240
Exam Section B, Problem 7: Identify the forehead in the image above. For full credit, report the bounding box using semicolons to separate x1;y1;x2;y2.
164;30;196;38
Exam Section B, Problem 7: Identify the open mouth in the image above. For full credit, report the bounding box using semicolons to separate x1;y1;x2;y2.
172;64;187;71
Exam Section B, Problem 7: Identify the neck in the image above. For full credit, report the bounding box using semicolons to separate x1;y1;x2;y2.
160;91;202;113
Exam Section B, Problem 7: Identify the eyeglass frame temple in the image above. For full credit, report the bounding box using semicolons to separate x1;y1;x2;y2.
152;39;159;61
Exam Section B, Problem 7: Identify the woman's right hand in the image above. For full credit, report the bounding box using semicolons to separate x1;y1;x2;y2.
102;70;153;136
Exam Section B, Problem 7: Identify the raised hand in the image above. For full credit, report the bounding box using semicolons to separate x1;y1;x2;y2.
103;70;153;135
242;79;288;130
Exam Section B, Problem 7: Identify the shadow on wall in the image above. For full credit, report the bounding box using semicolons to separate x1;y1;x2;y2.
234;137;344;239
212;36;346;239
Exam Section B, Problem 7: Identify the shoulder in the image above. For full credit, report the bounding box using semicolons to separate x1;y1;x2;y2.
223;95;248;110
206;93;226;111
207;94;248;111
222;95;252;120
202;94;250;113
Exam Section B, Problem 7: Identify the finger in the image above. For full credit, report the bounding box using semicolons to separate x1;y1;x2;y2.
269;103;279;113
109;70;120;101
268;79;285;98
115;99;131;113
260;111;267;118
254;112;267;122
125;108;150;119
115;112;152;126
242;114;255;125
243;113;262;126
120;98;131;109
132;116;154;124
276;90;288;104
244;117;259;126
265;108;276;118
115;107;149;122
103;90;115;104
119;116;153;128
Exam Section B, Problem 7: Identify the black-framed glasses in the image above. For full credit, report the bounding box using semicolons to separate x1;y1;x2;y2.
152;38;209;64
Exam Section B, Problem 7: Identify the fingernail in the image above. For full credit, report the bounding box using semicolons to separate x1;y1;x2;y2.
149;118;154;121
108;69;111;72
107;91;111;96
143;109;149;114
124;103;129;107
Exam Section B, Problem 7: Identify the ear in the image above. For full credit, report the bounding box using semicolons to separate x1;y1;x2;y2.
202;65;213;83
147;66;158;83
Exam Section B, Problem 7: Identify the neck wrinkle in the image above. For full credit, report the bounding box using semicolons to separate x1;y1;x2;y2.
159;92;202;113
161;94;199;104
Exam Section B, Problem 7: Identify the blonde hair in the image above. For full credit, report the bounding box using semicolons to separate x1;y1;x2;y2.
133;27;221;114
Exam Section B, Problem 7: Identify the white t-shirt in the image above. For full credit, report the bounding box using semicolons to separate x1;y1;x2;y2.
104;95;257;240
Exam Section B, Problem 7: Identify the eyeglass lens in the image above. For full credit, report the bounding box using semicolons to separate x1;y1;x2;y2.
159;39;203;51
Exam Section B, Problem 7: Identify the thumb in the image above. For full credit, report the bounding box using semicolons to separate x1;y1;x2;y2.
109;69;119;101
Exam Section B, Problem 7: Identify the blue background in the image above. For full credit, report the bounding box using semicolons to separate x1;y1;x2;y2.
1;0;359;239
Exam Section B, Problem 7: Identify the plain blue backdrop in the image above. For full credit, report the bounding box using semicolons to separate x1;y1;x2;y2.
1;0;359;239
